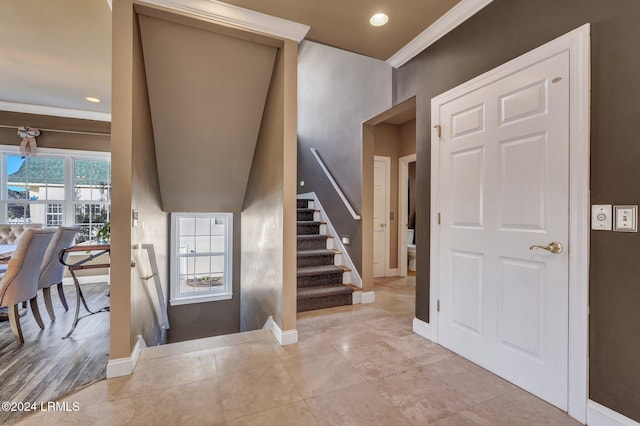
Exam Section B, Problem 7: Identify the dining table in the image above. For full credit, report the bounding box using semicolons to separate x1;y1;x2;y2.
0;244;16;264
58;242;110;338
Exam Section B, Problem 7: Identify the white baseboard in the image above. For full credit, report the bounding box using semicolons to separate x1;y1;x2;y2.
62;274;110;286
413;317;434;342
106;335;146;378
352;290;362;304
263;316;298;346
587;400;640;426
361;291;375;304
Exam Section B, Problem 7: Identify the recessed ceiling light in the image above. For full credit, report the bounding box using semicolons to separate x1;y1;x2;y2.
86;96;101;103
369;13;389;27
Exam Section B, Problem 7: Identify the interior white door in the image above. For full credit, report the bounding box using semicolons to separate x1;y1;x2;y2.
373;157;390;278
437;52;570;409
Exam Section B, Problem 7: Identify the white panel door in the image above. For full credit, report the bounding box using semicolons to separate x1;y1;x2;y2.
373;157;390;278
437;52;569;409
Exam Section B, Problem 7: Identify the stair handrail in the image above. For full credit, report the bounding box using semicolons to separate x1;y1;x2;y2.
310;148;361;221
134;243;170;330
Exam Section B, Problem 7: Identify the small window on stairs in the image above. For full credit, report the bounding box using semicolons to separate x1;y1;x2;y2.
170;212;233;305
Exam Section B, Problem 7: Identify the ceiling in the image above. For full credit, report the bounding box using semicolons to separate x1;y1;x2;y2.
0;0;112;116
219;0;461;60
0;0;465;120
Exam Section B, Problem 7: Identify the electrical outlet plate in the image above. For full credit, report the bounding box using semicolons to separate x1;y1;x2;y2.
591;205;612;230
613;205;638;232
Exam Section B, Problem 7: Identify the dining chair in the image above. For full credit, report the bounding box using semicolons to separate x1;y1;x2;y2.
0;229;55;345
38;227;78;321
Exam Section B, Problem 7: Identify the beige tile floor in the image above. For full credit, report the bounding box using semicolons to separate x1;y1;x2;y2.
18;277;580;425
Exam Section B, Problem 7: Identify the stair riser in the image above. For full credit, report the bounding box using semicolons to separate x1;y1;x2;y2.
297;223;320;235
297;254;335;268
297;211;314;221
297;294;353;313
297;272;344;287
297;238;328;251
296;200;315;209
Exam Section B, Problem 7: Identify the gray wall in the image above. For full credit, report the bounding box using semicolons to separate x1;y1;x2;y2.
393;0;640;420
297;41;392;274
167;213;241;342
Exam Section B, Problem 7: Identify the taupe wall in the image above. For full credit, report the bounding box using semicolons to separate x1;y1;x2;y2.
0;111;110;151
110;0;135;359
129;10;168;348
111;0;171;357
297;40;392;275
393;0;640;420
167;213;240;342
241;40;297;332
400;119;417;157
137;10;278;213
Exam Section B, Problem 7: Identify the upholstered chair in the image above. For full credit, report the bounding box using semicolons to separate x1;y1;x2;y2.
0;223;43;244
0;229;55;345
38;227;77;321
0;223;43;277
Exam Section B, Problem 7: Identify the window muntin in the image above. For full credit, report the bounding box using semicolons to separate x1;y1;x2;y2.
72;159;110;242
171;213;233;305
6;156;65;202
74;203;110;243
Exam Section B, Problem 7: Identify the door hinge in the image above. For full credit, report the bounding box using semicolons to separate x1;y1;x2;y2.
437;213;441;224
433;124;442;138
437;300;441;312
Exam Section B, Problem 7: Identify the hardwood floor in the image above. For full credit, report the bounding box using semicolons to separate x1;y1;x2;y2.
0;283;109;425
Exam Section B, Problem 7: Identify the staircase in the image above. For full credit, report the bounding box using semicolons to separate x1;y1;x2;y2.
296;199;355;312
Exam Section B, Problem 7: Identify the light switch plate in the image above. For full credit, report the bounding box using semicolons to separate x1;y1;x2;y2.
613;205;637;232
591;205;612;230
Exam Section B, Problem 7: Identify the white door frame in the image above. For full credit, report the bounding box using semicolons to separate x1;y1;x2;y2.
398;153;417;277
429;24;590;423
374;155;391;277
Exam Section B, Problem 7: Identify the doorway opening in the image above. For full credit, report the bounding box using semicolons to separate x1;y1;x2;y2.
399;154;417;277
363;97;417;281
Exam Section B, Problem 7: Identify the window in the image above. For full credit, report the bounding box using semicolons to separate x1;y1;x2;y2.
73;159;111;242
1;146;110;242
170;213;233;305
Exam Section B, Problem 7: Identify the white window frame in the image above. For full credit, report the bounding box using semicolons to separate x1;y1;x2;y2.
170;212;233;305
0;145;111;234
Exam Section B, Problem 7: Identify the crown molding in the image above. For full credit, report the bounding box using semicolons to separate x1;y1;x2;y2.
135;0;310;42
0;101;111;122
387;0;494;68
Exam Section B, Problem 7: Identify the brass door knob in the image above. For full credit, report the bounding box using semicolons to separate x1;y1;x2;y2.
529;242;563;254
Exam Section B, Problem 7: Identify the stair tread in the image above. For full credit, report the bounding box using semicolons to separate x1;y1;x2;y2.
297;221;323;225
297;265;344;276
297;284;354;299
297;249;337;257
297;234;330;240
